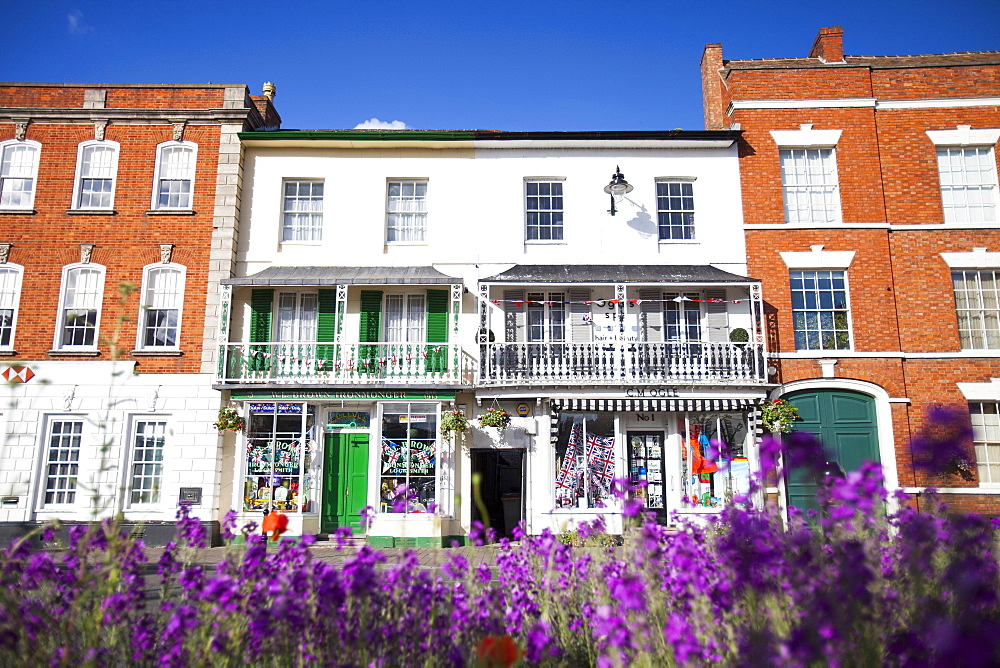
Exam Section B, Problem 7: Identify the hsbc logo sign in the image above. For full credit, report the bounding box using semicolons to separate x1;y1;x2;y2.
2;366;34;383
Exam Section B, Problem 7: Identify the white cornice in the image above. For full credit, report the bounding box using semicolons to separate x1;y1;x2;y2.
926;125;1000;146
779;244;855;269
770;124;842;148
745;222;1000;231
729;97;1000;113
941;247;1000;268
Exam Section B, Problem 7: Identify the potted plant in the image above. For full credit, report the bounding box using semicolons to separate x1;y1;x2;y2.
479;407;511;430
439;409;470;441
214;405;245;433
760;399;798;434
729;327;749;343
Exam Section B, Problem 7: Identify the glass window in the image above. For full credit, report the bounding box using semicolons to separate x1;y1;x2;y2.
779;148;841;224
138;265;184;349
57;265;105;349
282;180;324;242
0;265;22;349
0;140;40;209
75;142;118;209
953;269;1000;349
971;402;1000;484
380;403;438;513
554;412;616;509
129;420;166;504
386;180;427;242
242;403;314;513
656;181;695;240
43;420;82;506
526;292;566;343
937;147;998;223
384;294;425;343
665;293;702;343
526;181;564;241
790;269;851;350
678;412;750;508
153;143;196;209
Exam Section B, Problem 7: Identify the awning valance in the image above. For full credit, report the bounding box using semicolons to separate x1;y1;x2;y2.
550;398;757;412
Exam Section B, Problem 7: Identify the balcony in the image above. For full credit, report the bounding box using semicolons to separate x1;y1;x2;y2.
478;341;766;386
218;342;476;385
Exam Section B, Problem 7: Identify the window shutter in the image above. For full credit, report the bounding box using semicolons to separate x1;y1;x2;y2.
358;290;383;343
639;289;662;343
426;289;449;372
569;289;592;343
503;290;525;342
358;290;383;375
706;289;729;342
316;289;337;368
250;289;274;343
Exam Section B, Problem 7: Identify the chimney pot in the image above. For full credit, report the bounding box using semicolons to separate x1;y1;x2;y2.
262;82;276;100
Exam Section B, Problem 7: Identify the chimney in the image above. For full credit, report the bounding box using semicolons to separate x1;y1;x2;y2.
700;43;726;130
249;82;282;129
809;26;845;63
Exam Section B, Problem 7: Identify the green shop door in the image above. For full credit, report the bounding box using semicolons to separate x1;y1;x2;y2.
784;390;880;516
322;432;370;534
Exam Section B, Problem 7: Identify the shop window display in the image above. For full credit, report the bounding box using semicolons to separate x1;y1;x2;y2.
380;403;438;513
679;412;750;508
554;412;616;509
243;402;314;513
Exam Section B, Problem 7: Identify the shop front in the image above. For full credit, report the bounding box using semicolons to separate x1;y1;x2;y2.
507;394;763;536
228;390;465;545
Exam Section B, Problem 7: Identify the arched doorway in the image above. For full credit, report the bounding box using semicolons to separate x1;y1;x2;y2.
784;389;880;515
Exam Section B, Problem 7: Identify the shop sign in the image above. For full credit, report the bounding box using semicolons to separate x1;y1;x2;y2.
326;411;370;429
232;390;453;401
248;402;303;414
516;403;530;416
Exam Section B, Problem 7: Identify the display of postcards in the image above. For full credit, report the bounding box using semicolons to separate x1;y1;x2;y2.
648;445;662;458
649;483;662;497
632;444;646;459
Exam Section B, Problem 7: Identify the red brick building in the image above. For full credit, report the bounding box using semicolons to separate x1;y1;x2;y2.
701;27;1000;517
0;83;278;543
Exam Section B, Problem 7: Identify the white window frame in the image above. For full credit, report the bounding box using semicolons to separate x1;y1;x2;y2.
771;126;843;225
0;263;23;351
275;291;318;342
384;292;426;343
150;141;197;210
951;268;1000;350
386;179;428;243
71;140;120;210
788;269;853;351
0;139;41;209
54;263;106;351
39;417;85;509
935;146;998;223
526;291;567;343
281;179;325;242
525;179;565;242
655;178;696;241
126;416;168;506
135;263;186;351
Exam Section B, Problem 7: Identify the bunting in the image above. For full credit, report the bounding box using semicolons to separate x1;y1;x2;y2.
492;296;743;307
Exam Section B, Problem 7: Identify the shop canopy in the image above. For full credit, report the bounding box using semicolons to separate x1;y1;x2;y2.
223;266;459;286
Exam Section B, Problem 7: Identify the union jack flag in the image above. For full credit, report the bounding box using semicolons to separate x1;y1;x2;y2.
585;433;616;498
555;425;584;502
382;440;403;473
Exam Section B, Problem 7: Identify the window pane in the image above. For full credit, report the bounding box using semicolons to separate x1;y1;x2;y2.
953;270;1000;350
789;269;851;351
938;147;998;223
386;180;427;242
44;421;82;505
657;181;696;240
130;421;166;504
282;180;324;241
780;148;841;224
525;181;564;241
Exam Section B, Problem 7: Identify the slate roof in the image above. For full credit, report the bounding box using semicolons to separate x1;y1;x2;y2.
723;51;1000;71
482;265;756;284
222;266;459;286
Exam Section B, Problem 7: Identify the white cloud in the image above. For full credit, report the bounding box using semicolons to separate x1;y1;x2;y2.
354;118;408;130
67;9;94;35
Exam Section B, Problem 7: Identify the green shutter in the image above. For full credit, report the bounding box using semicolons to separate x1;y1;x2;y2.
426;289;448;373
250;289;273;373
358;290;383;375
316;289;337;371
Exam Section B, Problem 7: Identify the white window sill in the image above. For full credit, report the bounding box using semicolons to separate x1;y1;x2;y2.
280;241;324;247
48;349;100;357
0;208;35;214
525;240;566;245
385;242;428;246
66;209;116;215
658;239;699;244
131;349;183;356
146;209;196;216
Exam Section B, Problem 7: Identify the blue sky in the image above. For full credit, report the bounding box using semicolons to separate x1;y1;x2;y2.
2;1;997;131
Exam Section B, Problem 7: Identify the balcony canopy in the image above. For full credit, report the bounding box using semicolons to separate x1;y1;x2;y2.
222;266;459;286
482;264;757;285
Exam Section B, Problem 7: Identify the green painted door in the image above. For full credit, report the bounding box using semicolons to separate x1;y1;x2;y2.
321;432;370;533
784;390;879;516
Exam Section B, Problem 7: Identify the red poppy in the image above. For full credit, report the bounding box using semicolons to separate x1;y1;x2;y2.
476;635;520;667
262;511;289;542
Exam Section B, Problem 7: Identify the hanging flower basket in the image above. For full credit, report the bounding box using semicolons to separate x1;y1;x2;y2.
214;405;245;433
439;410;470;441
479;407;511;430
760;399;798;434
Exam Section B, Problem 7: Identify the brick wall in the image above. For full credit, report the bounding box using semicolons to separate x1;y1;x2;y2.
706;29;1000;515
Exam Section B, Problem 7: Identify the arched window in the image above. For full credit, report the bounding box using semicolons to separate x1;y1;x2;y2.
151;141;197;210
55;264;106;350
0;140;41;209
136;263;186;350
0;263;24;350
71;140;119;210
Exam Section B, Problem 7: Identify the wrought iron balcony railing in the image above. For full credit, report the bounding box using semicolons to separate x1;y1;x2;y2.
478;341;766;385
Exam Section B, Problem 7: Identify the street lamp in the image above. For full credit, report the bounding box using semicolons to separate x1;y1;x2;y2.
604;165;634;216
